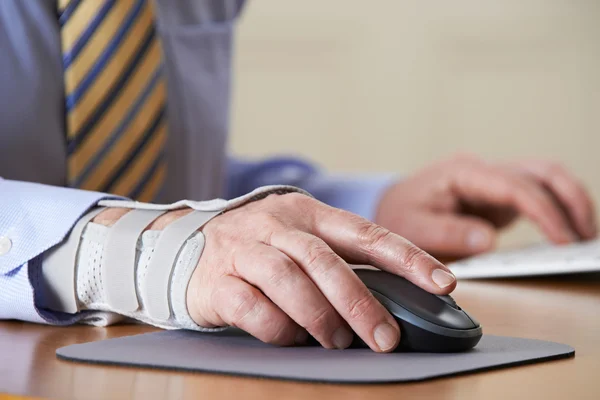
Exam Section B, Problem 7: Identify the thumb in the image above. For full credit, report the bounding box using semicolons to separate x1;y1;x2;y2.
398;212;497;258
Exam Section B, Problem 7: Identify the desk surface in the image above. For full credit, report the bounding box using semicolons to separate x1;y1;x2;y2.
1;275;599;400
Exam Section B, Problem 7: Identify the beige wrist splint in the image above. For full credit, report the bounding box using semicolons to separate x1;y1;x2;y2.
42;186;308;331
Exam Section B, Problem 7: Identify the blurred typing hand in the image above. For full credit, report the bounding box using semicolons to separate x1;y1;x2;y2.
376;154;597;259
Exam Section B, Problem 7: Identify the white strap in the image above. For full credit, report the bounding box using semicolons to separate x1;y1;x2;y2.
102;209;165;312
143;210;222;320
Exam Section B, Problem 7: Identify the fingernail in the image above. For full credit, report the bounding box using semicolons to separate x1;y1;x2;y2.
332;327;354;349
374;323;399;352
432;269;456;288
467;229;491;251
295;330;309;345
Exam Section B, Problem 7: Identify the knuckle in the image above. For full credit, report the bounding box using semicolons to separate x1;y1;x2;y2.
302;241;339;275
399;245;427;274
504;175;539;195
346;293;376;321
261;213;285;230
304;307;334;336
265;255;297;287
356;222;393;254
229;288;260;324
251;211;286;240
264;324;292;346
496;175;517;200
282;192;313;209
259;193;285;207
254;194;287;215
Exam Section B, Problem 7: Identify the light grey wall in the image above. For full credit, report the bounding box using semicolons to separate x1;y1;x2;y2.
231;0;600;246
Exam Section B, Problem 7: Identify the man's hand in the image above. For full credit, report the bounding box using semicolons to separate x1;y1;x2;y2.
94;193;457;353
376;154;597;259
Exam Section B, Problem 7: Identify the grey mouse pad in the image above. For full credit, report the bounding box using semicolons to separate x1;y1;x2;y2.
56;330;574;383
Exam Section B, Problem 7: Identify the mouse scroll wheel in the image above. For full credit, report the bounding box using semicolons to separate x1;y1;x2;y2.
436;295;461;310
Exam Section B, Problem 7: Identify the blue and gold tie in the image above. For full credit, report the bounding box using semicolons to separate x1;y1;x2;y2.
59;0;167;201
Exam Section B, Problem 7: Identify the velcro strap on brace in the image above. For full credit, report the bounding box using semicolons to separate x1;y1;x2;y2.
42;185;309;330
102;210;166;313
142;210;220;321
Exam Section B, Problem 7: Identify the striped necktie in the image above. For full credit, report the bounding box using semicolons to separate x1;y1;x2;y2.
59;0;167;202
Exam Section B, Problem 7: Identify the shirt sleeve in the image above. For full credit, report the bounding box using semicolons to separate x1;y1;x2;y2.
0;178;121;323
226;157;397;222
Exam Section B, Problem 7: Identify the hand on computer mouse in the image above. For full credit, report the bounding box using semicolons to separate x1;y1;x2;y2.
181;193;455;353
376;154;597;259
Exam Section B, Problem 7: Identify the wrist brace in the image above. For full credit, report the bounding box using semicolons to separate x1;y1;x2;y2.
41;185;308;331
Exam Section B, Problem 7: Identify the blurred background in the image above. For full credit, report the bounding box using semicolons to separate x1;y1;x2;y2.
229;0;600;248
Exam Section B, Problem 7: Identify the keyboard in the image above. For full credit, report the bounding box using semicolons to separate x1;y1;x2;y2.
448;239;600;279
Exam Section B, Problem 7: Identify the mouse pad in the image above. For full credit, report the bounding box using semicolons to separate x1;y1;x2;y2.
56;330;574;383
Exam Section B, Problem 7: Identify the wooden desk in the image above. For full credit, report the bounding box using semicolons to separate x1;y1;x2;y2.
1;275;599;400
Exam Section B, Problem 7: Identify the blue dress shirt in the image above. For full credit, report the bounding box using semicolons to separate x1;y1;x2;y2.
0;0;394;325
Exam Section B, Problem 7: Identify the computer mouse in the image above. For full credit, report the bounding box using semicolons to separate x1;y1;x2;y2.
352;269;482;352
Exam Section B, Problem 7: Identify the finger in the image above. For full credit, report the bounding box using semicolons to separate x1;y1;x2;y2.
269;230;401;353
304;204;457;295
210;275;303;346
401;212;497;258
233;243;350;350
514;161;597;240
451;161;577;244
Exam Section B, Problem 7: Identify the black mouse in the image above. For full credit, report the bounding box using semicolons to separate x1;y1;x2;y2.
352;269;482;352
